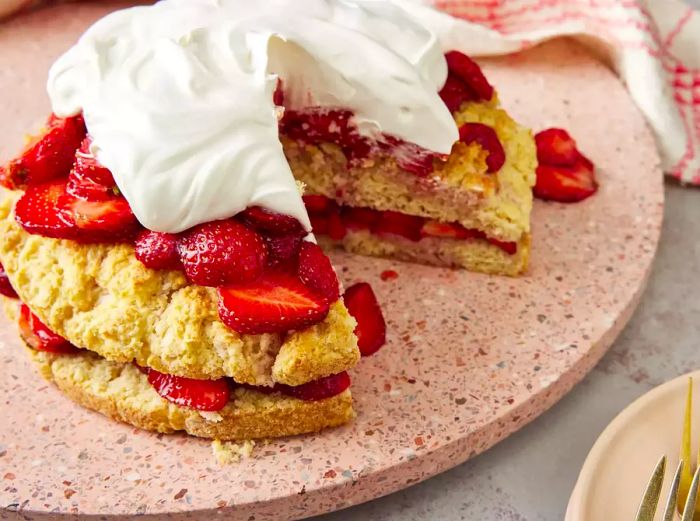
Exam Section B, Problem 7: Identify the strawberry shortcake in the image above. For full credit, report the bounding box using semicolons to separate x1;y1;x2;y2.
0;0;545;440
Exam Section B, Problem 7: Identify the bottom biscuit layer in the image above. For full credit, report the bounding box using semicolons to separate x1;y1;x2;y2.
319;230;530;276
31;350;355;440
5;298;354;440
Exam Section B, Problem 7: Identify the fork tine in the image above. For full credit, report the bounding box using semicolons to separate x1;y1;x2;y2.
662;460;683;521
636;455;667;521
681;465;700;521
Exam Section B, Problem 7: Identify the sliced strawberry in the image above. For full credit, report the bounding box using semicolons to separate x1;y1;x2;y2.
303;195;333;214
15;180;78;240
309;213;330;235
239;206;305;237
327;209;347;241
439;72;477;112
277;372;351;401
66;137;118;201
444;51;494;102
374;211;424;242
0;262;18;299
273;78;285;107
421;220;477;240
18;304;79;354
342;206;381;230
178;220;267;286
147;369;230;412
535;128;579;167
0;114;86;189
297;241;340;303
58;193;141;243
218;270;330;334
534;156;598;203
134;231;181;270
459;123;505;173
265;233;303;267
343;282;386;356
488;238;518;255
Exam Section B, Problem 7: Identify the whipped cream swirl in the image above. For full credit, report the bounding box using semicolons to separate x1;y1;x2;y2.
47;0;458;233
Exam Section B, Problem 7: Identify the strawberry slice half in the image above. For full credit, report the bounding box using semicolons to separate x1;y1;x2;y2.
239;206;305;237
218;271;330;335
66;137;118;201
15;180;78;240
57;192;141;242
303;195;333;214
18;304;80;354
277;372;351;401
146;369;230;412
534;156;598;203
459;122;505;173
0;262;18;299
374;211;424;242
297;241;340;303
0;114;86;190
265;233;303;267
444;51;494;102
134;230;181;270
421;220;478;240
535;128;579;167
343;282;386;356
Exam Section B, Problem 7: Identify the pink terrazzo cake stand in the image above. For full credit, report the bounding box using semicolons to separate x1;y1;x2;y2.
0;3;663;520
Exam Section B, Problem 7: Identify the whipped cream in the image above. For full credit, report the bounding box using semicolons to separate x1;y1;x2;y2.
47;0;459;233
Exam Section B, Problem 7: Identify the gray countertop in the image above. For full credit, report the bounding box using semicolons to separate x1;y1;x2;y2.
313;3;700;519
312;184;699;521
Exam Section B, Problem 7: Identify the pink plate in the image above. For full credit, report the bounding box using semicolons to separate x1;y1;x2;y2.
0;3;663;520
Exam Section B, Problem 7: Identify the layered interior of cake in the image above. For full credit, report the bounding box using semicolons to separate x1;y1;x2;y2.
277;52;537;276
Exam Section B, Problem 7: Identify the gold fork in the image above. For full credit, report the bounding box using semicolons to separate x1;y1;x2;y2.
678;378;700;519
635;378;700;521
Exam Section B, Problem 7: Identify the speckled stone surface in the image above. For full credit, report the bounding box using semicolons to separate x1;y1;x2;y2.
0;3;663;520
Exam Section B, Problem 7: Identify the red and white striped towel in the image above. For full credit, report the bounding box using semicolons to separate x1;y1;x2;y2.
398;0;700;184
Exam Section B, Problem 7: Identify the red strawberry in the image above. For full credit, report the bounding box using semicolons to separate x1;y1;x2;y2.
218;270;330;334
265;233;303;267
374;211;424;242
297;241;340;303
14;180;78;240
459;123;505;173
444;51;494;102
488;238;518;255
178;220;267;286
0;114;86;189
273;78;285;106
58;192;141;242
147;369;230;411
277;371;351;401
342;206;381;230
18;304;79;354
303;195;333;214
0;262;18;299
343;282;386;356
134;231;181;270
309;214;329;235
327;209;347;241
66;137;118;201
239;206;305;237
535;128;579;167
534;156;598;203
439;72;476;112
421;220;477;240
